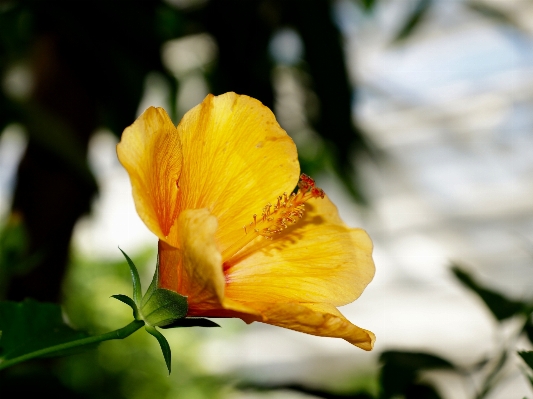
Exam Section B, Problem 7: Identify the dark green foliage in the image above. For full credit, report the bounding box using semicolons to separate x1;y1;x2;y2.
238;350;453;399
519;351;533;371
523;317;533;344
161;318;220;329
0;299;91;362
379;351;453;399
358;0;377;12
239;381;374;398
451;265;525;320
0;216;39;298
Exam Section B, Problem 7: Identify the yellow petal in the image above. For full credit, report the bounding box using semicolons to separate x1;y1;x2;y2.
224;196;375;306
158;210;260;317
175;92;300;253
117;107;182;241
242;301;375;350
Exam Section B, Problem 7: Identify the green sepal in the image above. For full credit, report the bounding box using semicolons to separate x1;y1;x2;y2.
111;294;139;320
145;325;171;374
141;254;160;309
161;318;220;329
119;248;142;306
141;288;188;327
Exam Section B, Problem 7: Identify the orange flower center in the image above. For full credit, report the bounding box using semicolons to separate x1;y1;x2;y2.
222;174;324;262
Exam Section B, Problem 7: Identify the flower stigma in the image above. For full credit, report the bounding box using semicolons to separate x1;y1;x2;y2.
222;174;324;263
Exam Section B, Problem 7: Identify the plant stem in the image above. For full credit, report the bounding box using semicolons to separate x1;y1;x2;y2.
0;319;145;371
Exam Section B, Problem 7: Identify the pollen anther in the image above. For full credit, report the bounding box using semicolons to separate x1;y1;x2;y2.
222;174;325;262
247;174;324;238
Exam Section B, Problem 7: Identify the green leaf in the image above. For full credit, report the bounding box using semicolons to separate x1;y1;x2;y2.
519;351;533;370
141;254;159;309
141;288;188;327
145;325;171;374
522;318;533;344
111;294;139;320
379;351;453;398
0;299;91;363
119;248;142;306
161;318;220;329
380;350;454;370
452;265;524;320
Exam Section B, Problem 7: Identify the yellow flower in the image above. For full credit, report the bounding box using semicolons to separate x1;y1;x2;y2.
117;92;375;350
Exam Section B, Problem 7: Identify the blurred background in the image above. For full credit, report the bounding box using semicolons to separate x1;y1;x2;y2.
1;0;532;398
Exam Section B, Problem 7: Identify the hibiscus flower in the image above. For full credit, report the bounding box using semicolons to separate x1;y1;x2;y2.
117;92;375;350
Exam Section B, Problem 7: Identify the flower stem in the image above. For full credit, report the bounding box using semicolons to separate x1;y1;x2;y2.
0;319;145;371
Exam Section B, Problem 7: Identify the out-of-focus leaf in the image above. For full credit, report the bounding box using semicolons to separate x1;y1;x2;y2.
393;0;432;42
523;318;533;344
467;1;519;28
404;384;441;399
238;382;374;399
519;351;533;371
358;0;378;12
451;265;525;320
0;213;38;298
161;318;220;329
380;350;454;371
0;299;91;362
518;351;533;390
379;351;453;399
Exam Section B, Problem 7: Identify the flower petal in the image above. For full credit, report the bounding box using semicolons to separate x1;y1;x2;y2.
117;107;182;241
157;209;222;312
158;209;260;317
175;92;300;252
224;196;375;306
242;301;375;350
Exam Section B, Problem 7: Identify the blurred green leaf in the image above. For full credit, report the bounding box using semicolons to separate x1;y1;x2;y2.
0;299;91;362
161;318;220;329
393;0;432;42
379;351;453;399
518;351;533;390
451;265;524;320
238;381;374;398
523;317;533;345
358;0;378;12
519;351;533;371
380;350;454;371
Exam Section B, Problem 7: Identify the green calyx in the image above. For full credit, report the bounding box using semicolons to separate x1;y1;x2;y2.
114;248;220;374
116;248;188;328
